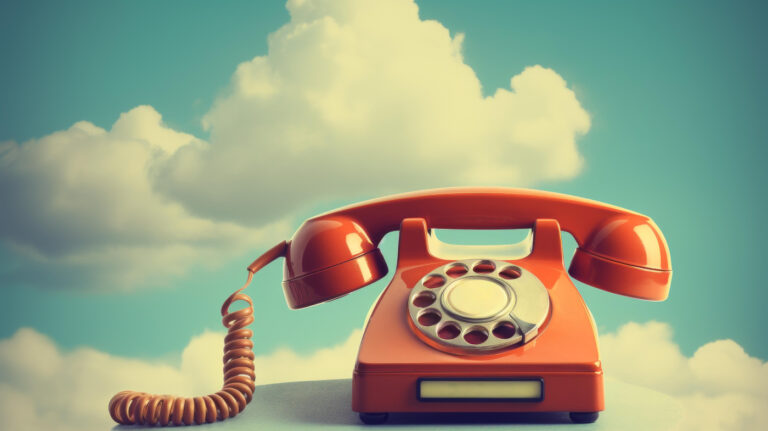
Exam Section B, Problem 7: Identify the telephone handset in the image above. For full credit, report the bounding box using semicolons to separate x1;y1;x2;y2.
109;188;671;425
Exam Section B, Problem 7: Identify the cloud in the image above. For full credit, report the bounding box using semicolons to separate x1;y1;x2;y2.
0;0;589;288
0;106;289;289
1;322;765;430
600;321;768;397
600;321;768;431
0;327;362;431
175;328;364;387
154;0;591;225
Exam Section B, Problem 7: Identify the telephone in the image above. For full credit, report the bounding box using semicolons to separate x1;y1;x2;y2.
108;187;672;426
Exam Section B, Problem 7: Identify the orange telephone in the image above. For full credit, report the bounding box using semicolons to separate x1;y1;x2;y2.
109;188;672;426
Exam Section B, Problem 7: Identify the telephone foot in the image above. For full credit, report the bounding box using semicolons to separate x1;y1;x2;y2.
359;412;388;424
569;412;599;423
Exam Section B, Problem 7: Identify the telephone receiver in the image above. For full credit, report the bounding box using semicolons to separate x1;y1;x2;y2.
109;188;671;426
282;187;671;308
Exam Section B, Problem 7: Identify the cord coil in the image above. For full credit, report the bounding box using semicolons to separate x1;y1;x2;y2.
108;241;287;426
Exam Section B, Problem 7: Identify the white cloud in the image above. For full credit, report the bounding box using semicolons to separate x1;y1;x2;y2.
0;0;589;288
176;328;364;387
154;0;591;225
0;327;362;431
600;321;768;398
600;321;768;431
1;323;765;430
0;106;289;289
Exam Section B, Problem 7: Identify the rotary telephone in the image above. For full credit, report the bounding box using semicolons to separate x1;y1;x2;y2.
109;188;672;426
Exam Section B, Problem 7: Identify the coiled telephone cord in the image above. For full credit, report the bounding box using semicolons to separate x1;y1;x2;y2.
108;241;287;426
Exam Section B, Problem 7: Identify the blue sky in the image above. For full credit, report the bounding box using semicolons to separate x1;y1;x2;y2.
1;0;767;429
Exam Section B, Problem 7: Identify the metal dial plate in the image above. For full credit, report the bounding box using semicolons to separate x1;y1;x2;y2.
407;259;551;353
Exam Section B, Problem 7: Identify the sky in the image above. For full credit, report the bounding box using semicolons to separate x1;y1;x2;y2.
0;0;767;430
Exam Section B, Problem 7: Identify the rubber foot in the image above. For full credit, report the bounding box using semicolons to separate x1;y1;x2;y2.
359;412;388;424
569;411;599;423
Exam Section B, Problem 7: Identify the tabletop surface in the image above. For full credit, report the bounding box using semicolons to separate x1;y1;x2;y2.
112;377;681;430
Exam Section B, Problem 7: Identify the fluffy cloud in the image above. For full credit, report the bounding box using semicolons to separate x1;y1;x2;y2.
0;0;589;288
600;321;768;398
155;0;590;225
0;106;289;289
600;321;768;431
0;327;362;431
0;322;765;431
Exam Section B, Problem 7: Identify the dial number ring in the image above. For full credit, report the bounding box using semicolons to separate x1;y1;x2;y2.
407;259;550;353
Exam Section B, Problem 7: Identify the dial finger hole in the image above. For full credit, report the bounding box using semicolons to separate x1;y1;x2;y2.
492;321;517;339
412;291;436;308
422;274;446;289
445;263;468;278
499;266;522;280
417;309;442;326
472;260;496;274
463;326;489;345
437;322;460;340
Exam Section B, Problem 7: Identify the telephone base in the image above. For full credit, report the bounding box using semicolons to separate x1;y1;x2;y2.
356;411;600;425
352;369;603;416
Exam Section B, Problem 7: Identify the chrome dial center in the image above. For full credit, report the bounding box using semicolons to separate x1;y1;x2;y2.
441;277;512;320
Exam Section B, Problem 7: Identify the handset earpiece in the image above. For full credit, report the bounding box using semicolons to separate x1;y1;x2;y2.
568;215;672;300
282;216;388;309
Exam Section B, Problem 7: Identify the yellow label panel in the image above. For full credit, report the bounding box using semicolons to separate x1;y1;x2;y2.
419;380;542;400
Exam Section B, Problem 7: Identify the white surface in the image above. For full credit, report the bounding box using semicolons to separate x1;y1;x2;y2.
112;377;682;430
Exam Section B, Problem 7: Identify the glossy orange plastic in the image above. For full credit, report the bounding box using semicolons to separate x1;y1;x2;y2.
352;217;605;414
282;187;671;309
276;188;671;419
